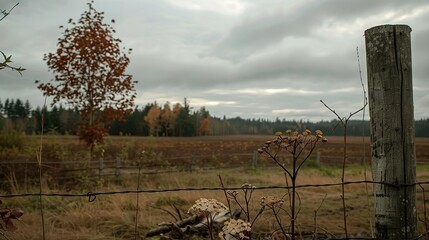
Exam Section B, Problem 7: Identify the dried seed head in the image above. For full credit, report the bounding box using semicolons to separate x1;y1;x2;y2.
219;219;251;240
309;135;317;141
280;142;289;148
261;196;284;208
227;190;238;198
303;129;311;136
241;183;255;189
188;198;228;216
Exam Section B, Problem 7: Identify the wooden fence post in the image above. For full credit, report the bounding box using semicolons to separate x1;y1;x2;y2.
252;151;258;168
365;24;416;239
99;157;104;179
189;155;195;173
115;157;121;179
24;158;28;192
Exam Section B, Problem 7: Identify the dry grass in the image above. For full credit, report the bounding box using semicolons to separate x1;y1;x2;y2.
4;166;429;239
2;135;429;239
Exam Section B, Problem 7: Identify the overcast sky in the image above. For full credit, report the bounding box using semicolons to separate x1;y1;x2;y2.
1;0;429;121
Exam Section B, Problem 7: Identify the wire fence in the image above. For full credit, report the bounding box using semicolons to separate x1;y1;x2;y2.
2;153;429;239
2;180;429;199
2;179;429;239
2;152;429;183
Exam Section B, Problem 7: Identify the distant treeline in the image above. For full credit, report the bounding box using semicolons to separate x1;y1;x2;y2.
1;98;429;137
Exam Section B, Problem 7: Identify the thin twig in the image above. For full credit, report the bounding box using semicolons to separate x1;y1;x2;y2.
218;175;232;215
0;230;11;240
172;204;183;221
420;184;428;233
295;191;302;220
264;148;293;179
251;206;265;226
134;165;142;240
357;46;374;238
313;194;328;240
244;188;251;222
206;214;214;240
0;3;19;22
272;207;287;237
38;98;47;240
228;192;248;220
321;90;367;239
295;143;318;175
262;131;326;240
325;102;350;238
284;173;292;214
149;205;178;222
291;144;298;239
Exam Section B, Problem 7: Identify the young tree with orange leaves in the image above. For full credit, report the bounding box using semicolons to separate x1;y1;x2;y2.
160;102;175;136
144;104;161;136
36;1;136;151
199;117;210;136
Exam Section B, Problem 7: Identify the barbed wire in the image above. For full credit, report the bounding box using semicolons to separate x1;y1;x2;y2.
2;180;429;201
3;156;429;165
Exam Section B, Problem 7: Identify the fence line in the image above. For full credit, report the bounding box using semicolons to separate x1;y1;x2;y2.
3;156;429;239
3;154;429;166
2;180;429;199
3;153;429;185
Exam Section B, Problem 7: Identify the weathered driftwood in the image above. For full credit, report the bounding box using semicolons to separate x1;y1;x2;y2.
145;209;241;238
145;215;199;237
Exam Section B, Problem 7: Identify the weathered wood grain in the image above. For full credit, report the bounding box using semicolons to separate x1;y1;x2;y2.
365;24;416;239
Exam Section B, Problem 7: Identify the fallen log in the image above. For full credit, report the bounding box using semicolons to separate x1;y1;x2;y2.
145;209;241;238
145;215;199;237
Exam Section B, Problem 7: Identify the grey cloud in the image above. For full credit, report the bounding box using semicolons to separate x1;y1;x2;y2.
233;47;358;85
415;93;429;120
211;0;429;61
130;52;232;89
1;0;429;121
413;26;429;85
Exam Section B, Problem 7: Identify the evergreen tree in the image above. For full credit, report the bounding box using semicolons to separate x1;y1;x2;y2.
0;99;3;117
174;98;195;136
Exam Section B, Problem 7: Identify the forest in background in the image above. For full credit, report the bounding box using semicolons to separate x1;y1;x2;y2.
1;97;429;137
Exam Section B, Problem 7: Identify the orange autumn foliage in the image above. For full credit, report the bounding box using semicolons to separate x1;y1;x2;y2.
36;1;136;148
199;117;210;136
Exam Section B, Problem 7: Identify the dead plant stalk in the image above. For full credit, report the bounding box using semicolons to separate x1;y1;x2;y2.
37;98;47;240
260;130;326;239
320;98;367;238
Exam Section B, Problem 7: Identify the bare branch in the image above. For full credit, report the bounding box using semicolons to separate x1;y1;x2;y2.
0;3;19;22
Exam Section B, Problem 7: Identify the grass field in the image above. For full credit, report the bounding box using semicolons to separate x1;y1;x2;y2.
2;135;429;239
